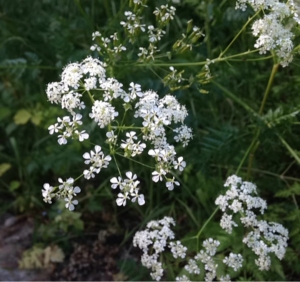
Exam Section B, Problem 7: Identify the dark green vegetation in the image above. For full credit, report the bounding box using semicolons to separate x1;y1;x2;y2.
1;0;300;280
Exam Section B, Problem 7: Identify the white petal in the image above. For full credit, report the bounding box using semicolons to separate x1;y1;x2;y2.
83;152;91;159
138;195;145;205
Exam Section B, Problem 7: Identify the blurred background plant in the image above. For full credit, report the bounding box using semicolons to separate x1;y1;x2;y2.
1;0;300;280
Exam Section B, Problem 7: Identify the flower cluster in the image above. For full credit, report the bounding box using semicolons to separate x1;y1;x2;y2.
215;175;289;270
48;114;89;145
44;32;192;209
134;217;243;282
83;145;111;180
133;217;187;281
236;0;300;66
153;4;176;25
177;238;243;282
90;31;127;55
42;178;81;211
110;171;145;206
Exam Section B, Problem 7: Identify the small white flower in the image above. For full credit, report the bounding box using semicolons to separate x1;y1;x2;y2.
152;170;165;182
110;176;123;189
42;183;54;204
169;241;187;259
106;130;117;143
76;130;89;141
65;196;79;211
173;156;186;171
58;177;74;190
116;192;129;206
48;123;60;135
89;100;119;128
166;177;180;191
223;253;243;271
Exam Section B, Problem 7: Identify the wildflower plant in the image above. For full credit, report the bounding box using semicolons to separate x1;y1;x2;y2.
40;0;300;280
43;53;192;209
133;176;289;281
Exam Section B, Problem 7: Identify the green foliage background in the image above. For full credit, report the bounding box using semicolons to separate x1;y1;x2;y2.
1;0;300;280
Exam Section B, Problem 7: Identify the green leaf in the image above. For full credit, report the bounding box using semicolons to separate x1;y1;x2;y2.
31;112;42;125
9;180;21;191
0;163;11;177
14;109;31;125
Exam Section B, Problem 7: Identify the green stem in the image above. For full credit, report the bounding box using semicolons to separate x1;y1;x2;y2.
111;125;143;130
236;130;260;176
193;130;258;249
212;81;259;118
87;90;95;103
135;49;259;68
219;9;261;58
115;152;154;169
195;206;219;251
112;153;122;177
247;63;279;179
259;64;279;115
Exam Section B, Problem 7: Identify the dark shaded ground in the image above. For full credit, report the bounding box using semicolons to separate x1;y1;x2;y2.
0;214;51;281
0;213;132;281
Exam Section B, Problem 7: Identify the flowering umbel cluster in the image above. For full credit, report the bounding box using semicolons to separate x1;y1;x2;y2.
215;175;289;270
236;0;300;66
133;216;187;281
43;51;192;210
133;217;243;282
135;176;289;281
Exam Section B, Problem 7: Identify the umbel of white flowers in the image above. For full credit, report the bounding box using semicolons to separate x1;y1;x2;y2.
236;0;300;67
42;54;192;210
134;176;289;281
215;175;289;271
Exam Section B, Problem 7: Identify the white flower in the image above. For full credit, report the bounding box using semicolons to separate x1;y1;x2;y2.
173;156;186;171
106;130;117;143
89;100;119;128
92;31;101;40
58;177;74;190
68;186;81;197
65;196;79;211
203;238;220;256
152;170;165;182
184;259;200;274
166;177;180;191
110;176;123;189
80;56;106;78
131;192;145;205
116;192;129;206
223;253;243;271
46;82;63;104
42;183;54;204
176;275;191;282
76;130;89;141
61;62;82;89
220;213;238;234
84;77;97;90
83;167;96;179
169;241;187;259
48;123;60;135
129;82;143;99
57;133;68;145
220;274;231;282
